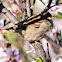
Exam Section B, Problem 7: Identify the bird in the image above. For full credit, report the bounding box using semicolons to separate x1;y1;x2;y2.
0;1;53;43
21;12;53;42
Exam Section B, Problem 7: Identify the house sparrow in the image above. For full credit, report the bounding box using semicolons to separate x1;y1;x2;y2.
22;19;51;42
21;12;52;42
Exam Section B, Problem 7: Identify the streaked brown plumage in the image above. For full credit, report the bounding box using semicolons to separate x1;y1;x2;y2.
22;19;52;41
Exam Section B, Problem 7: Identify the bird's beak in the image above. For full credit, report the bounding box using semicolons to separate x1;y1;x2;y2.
47;17;52;20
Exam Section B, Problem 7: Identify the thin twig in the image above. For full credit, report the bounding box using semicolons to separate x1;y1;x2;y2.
46;43;51;62
26;0;31;17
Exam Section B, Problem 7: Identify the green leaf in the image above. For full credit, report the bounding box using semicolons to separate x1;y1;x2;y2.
56;0;59;5
40;52;44;62
33;0;36;6
32;57;43;62
59;3;62;4
20;0;24;5
40;52;43;58
32;53;44;62
36;59;40;62
40;0;42;2
3;32;8;40
20;3;23;5
32;57;36;60
53;15;62;19
39;61;42;62
58;12;62;16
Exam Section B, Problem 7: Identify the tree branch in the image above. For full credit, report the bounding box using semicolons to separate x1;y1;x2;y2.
26;0;31;17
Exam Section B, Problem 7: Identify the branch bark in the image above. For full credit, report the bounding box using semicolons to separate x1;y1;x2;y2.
2;8;20;24
26;0;31;17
